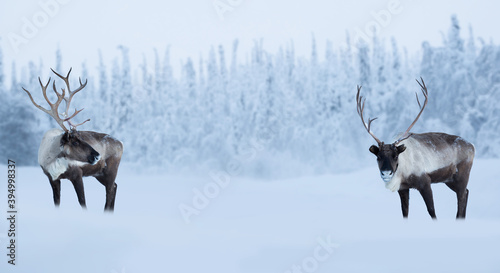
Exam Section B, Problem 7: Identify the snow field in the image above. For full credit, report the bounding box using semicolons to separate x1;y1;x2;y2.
0;158;499;272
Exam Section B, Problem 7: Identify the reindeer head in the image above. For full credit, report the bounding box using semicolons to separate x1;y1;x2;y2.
22;68;100;165
356;78;428;183
60;130;100;165
368;142;406;182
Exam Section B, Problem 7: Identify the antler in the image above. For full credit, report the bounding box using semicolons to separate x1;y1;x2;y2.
394;77;429;144
21;68;90;132
22;77;69;131
356;85;382;146
51;68;90;130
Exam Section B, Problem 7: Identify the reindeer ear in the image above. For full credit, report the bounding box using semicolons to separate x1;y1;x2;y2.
369;145;379;155
60;132;70;145
397;144;406;154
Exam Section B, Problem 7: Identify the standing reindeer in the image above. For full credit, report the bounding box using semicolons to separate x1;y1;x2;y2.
356;78;475;219
22;68;123;211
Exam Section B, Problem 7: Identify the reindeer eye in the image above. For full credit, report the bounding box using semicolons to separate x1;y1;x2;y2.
72;141;79;146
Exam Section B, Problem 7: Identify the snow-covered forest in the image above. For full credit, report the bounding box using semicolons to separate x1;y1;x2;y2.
2;15;499;175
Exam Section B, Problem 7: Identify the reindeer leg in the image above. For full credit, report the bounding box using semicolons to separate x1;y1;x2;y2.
418;182;436;219
68;170;86;209
398;189;410;218
49;177;61;207
451;161;473;219
104;181;117;211
94;157;121;212
43;172;62;207
458;189;469;219
110;183;117;209
96;174;117;212
446;182;468;219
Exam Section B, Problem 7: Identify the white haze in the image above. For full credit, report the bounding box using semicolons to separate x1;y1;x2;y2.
0;159;499;272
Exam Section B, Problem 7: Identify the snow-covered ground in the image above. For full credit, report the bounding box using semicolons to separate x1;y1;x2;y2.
1;158;499;273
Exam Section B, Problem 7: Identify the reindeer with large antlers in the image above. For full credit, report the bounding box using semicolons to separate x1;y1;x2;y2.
356;78;475;219
22;68;123;211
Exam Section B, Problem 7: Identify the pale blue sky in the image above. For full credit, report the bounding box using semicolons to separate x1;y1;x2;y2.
0;0;498;81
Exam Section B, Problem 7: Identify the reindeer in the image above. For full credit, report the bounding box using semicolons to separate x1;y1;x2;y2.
22;68;123;211
356;78;475;219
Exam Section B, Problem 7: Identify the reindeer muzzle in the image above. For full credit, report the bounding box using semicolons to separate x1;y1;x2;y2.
88;152;101;165
380;170;394;183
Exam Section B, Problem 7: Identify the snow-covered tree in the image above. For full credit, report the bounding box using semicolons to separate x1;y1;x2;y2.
4;15;499;174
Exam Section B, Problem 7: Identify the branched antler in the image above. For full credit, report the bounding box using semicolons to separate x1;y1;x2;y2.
356;85;383;146
51;68;90;129
22;77;68;131
394;77;429;144
22;68;90;132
